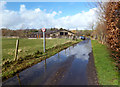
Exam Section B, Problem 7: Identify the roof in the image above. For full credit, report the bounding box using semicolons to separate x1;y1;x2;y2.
28;29;75;35
49;29;75;34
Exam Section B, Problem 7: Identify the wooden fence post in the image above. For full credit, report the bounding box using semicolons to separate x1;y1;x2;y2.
14;39;19;61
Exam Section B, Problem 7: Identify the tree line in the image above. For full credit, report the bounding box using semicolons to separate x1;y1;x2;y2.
91;1;120;70
1;28;93;38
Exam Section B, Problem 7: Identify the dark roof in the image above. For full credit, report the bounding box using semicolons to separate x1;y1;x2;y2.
49;29;75;34
28;29;75;35
46;29;59;34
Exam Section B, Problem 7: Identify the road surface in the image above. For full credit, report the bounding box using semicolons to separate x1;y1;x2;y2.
3;39;98;85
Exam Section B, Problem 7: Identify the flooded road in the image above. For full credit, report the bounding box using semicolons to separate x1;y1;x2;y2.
3;39;93;85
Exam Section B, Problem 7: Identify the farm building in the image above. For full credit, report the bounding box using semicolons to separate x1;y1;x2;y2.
27;29;76;38
27;32;42;38
50;29;75;38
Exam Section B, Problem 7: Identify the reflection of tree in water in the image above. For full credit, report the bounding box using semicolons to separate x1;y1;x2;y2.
44;55;76;85
65;40;92;61
16;74;22;86
58;52;60;59
65;49;66;54
44;59;47;70
72;44;77;48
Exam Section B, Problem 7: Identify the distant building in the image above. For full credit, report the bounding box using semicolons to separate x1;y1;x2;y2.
50;29;75;38
27;29;76;38
27;32;42;38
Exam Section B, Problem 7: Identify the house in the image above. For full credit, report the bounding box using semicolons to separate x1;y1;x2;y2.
50;29;75;38
27;32;42;38
27;29;76;39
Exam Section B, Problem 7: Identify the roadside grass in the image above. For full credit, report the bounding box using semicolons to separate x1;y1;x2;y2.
2;38;81;81
2;38;71;63
91;40;118;85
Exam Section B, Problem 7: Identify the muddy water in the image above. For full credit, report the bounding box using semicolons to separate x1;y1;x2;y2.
3;39;92;85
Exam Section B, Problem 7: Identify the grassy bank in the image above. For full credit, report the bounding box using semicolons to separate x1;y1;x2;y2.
2;38;70;63
91;40;118;85
2;38;81;81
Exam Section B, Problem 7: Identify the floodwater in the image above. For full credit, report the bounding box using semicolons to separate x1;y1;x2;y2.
3;39;92;85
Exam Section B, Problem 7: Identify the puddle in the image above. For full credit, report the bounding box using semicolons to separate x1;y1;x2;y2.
3;39;92;85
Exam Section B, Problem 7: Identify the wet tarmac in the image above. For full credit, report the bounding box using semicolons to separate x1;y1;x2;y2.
3;39;96;85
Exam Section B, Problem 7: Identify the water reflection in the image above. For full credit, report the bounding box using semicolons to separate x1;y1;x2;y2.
72;44;75;48
58;52;60;59
44;59;47;70
16;74;21;87
3;40;92;85
65;49;66;54
44;54;76;85
61;40;92;61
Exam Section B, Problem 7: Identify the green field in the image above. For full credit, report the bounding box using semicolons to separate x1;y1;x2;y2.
2;38;71;64
91;40;118;85
2;38;81;80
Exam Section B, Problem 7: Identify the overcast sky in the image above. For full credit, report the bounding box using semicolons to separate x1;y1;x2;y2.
0;1;98;30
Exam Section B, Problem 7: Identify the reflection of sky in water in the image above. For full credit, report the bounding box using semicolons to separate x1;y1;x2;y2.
49;40;92;62
60;40;92;61
3;40;92;85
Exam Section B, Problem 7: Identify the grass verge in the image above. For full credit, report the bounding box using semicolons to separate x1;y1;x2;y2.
2;38;81;81
2;38;70;63
91;40;118;85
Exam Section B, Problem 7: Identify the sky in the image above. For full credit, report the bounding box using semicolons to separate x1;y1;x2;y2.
0;1;98;30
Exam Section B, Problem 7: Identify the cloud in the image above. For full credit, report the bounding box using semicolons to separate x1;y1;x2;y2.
0;1;6;11
58;11;62;14
0;2;97;30
56;8;97;30
0;1;7;27
20;4;26;12
60;40;92;61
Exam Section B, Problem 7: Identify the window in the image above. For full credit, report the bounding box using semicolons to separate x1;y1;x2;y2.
60;32;63;35
65;32;68;35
